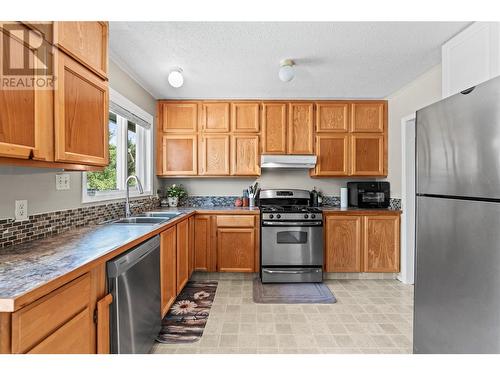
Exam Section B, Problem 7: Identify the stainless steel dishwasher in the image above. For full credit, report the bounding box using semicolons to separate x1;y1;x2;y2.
107;235;161;354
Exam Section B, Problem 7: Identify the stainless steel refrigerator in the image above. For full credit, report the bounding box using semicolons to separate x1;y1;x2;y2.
414;76;500;354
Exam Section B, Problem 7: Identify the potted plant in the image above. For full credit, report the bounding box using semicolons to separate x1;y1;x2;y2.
166;184;187;207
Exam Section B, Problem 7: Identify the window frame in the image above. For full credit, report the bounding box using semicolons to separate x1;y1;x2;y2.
81;88;154;204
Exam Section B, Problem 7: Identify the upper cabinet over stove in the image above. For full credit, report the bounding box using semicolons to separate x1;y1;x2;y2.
157;99;388;178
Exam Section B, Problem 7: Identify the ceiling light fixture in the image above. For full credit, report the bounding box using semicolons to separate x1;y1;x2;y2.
278;59;295;82
168;68;184;88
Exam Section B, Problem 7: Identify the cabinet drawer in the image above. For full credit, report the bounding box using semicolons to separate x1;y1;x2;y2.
27;307;92;354
11;273;91;353
216;215;255;228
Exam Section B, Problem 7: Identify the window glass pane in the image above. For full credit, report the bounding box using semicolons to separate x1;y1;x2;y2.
86;113;118;191
127;121;137;185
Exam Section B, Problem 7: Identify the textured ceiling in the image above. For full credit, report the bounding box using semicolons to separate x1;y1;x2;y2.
109;22;470;99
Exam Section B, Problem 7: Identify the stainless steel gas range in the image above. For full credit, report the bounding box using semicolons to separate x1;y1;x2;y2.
259;189;323;283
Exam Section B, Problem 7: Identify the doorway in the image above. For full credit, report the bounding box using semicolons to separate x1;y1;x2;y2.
399;114;416;284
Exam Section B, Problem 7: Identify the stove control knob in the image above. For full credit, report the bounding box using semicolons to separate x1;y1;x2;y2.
269;214;274;219
311;214;316;219
277;214;281;219
304;214;309;219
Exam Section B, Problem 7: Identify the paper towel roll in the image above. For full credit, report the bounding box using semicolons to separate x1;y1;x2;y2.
340;187;348;208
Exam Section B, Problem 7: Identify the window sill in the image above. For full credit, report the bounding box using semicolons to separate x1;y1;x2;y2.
82;190;153;204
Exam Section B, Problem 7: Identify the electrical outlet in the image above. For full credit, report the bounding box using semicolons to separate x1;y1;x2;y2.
56;173;70;190
15;200;28;222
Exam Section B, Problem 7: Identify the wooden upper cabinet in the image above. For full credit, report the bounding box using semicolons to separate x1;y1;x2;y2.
160;134;197;175
288;102;314;154
261;102;287;154
217;228;255;272
160;226;177;317
199;134;230;175
325;215;362;272
176;219;189;294
0;23;53;161
54;50;109;166
351;134;385;176
231;102;260;132
231;135;260;176
161;102;198;133
200;102;230;132
54;22;108;79
313;134;349;176
363;215;400;272
351;102;385;133
316;102;349;132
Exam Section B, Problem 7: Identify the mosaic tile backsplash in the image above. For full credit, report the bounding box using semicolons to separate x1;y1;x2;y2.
0;196;160;248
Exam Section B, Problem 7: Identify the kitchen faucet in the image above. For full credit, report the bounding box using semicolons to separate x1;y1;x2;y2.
125;175;144;217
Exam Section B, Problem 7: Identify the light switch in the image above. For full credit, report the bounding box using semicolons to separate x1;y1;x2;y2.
56;173;70;190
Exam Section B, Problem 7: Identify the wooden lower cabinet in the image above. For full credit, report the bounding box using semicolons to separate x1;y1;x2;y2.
176;219;190;294
160;226;177;317
188;216;195;277
363;215;400;272
5;264;109;354
194;215;214;272
324;212;400;273
325;215;362;272
217;228;255;272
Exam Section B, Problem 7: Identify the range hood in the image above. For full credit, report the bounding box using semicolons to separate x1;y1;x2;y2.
260;155;317;169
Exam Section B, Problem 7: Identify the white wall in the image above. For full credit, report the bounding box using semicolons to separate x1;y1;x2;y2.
0;61;157;219
385;64;443;198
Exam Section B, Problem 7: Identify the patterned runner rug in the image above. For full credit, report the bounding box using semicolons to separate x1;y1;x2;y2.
156;280;218;344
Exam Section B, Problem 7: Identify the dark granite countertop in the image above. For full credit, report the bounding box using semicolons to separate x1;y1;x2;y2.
0;206;259;310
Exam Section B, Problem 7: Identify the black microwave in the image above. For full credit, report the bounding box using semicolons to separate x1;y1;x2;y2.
347;181;390;208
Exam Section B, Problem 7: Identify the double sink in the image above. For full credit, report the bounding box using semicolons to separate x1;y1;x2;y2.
109;211;182;225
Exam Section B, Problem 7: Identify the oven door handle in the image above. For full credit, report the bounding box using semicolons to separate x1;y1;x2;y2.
262;221;323;226
262;268;321;274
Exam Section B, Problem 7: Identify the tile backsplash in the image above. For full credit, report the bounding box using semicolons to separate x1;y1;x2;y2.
0;196;160;248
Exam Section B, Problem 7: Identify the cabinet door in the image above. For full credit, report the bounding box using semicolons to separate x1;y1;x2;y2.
231;102;260;132
28;307;92;354
188;216;195;277
176;219;189;294
350;134;385;176
54;50;109;166
261;103;287;154
54;21;108;79
363;215;400;272
160;226;177;317
231;135;260;176
194;215;212;271
351;102;385;133
199;134;230;175
160;102;198;133
160;134;197;175
0;23;52;160
313;134;349;176
325;215;362;272
200;102;230;132
288;102;314;154
315;102;349;132
217;228;255;272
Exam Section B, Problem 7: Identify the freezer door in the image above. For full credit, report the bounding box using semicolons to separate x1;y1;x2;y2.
416;75;500;199
414;196;500;353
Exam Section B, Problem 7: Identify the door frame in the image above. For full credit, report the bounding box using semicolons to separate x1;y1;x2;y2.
399;113;416;284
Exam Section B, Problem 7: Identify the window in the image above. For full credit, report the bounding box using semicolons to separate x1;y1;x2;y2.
82;89;153;203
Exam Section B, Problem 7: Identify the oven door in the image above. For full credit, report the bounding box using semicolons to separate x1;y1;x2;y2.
261;222;323;266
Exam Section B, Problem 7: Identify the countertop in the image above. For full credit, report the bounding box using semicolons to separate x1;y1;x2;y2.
0;206;259;311
319;206;402;213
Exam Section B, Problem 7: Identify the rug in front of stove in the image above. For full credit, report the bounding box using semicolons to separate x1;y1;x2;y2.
156;280;218;344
